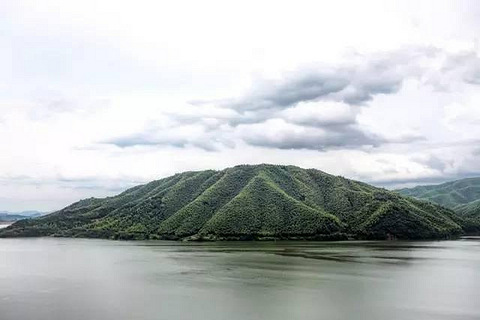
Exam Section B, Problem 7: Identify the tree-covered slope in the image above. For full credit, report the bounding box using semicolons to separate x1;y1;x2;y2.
397;177;480;229
397;178;480;209
0;164;469;240
456;199;480;220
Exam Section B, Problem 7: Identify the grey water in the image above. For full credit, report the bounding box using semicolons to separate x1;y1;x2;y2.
1;238;479;320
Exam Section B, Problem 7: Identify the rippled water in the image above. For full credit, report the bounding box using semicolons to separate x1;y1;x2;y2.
1;238;479;320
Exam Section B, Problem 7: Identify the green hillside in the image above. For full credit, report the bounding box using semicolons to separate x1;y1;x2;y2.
0;164;471;240
397;178;480;209
456;199;480;220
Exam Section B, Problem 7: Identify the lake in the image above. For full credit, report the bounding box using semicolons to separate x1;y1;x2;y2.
1;238;479;320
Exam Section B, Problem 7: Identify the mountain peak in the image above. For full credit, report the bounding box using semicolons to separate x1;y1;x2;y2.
1;165;473;240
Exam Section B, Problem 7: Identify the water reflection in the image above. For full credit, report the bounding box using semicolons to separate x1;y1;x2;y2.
0;238;479;320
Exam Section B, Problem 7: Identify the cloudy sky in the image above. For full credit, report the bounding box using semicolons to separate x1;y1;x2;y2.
2;0;480;211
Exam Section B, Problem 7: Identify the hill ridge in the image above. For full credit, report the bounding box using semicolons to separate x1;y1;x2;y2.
397;177;480;208
1;164;475;240
397;177;480;224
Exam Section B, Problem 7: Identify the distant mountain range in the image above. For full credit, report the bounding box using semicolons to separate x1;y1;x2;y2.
0;211;46;223
397;178;480;221
0;164;474;240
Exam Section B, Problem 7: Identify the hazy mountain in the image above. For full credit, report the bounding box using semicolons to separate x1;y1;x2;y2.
0;211;45;217
0;164;472;240
397;178;480;209
397;177;480;221
0;211;45;223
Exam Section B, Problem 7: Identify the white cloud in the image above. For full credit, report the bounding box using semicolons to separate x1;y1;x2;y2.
280;102;358;127
2;0;480;210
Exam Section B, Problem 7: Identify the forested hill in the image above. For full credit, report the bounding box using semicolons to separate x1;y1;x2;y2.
397;178;480;223
456;199;480;220
0;164;474;240
397;177;480;209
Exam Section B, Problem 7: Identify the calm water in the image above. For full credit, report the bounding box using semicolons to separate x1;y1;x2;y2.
1;238;479;320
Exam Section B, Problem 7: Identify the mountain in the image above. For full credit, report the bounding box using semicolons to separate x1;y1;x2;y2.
15;211;45;217
0;210;45;217
454;199;480;220
0;211;45;223
0;214;28;223
397;178;480;209
0;164;471;240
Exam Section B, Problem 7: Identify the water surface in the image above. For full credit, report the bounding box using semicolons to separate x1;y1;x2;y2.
1;238;479;320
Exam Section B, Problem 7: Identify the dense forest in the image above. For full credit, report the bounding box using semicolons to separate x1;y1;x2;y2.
398;177;480;227
456;199;480;220
1;164;476;240
398;178;480;208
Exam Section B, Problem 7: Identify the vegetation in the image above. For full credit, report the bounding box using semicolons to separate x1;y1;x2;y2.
0;164;471;240
456;199;480;217
397;177;480;232
453;200;480;230
397;178;480;209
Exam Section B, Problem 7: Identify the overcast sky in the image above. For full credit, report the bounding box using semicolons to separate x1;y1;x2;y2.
2;0;480;211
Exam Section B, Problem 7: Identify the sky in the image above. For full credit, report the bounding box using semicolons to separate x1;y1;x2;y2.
1;0;480;211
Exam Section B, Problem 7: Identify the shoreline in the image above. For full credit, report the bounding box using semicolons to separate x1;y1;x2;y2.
1;232;473;242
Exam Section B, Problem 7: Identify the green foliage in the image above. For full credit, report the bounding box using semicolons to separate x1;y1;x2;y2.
397;177;480;232
0;164;471;240
456;199;480;217
199;173;342;237
398;178;480;209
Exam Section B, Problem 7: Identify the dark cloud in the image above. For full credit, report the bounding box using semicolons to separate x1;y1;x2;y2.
225;70;349;111
104;134;220;152
385;134;426;144
180;48;431;152
222;69;391;111
279;102;358;128
238;119;426;151
221;48;429;112
105;134;173;148
100;47;480;153
102;124;228;152
237;120;383;151
412;155;451;172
